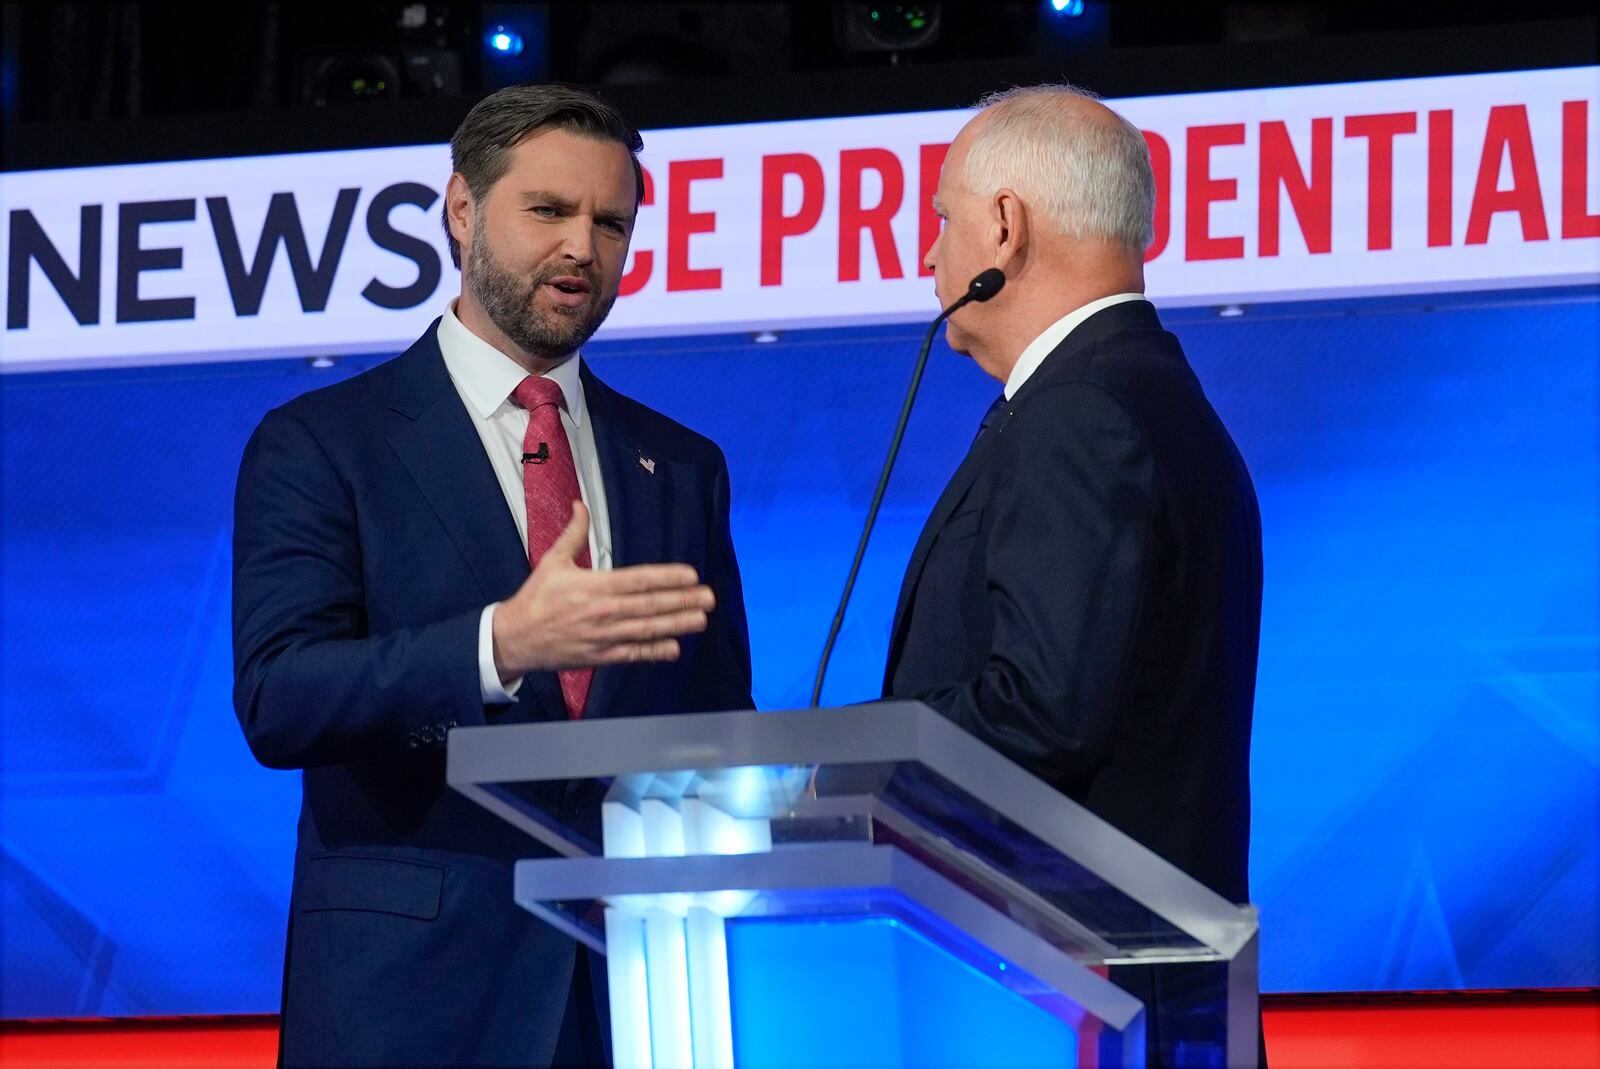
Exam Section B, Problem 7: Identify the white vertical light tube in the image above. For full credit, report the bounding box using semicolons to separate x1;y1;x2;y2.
605;906;655;1069
603;799;647;859
685;905;736;1069
644;905;694;1069
603;772;777;1069
641;797;687;856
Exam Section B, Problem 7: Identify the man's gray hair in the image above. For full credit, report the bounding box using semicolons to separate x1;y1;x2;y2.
962;84;1155;252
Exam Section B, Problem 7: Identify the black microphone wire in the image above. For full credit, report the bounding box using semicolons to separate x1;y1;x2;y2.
809;269;1004;707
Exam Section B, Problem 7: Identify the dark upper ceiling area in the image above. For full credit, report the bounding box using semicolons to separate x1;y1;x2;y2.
2;1;1594;169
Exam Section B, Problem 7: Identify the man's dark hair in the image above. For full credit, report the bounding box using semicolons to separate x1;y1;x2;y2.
442;83;645;268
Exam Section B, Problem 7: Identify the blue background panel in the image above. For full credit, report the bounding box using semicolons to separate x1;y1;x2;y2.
2;292;1596;1015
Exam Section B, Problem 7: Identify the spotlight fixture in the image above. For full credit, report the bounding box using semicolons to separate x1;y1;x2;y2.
833;3;942;53
300;52;402;106
1049;0;1086;15
480;4;548;87
485;26;524;56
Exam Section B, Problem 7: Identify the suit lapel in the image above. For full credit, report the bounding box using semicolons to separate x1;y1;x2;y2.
885;417;1006;671
883;298;1168;683
581;365;671;718
384;327;565;721
384;327;530;604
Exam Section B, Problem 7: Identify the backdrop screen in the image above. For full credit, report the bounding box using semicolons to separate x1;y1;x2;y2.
2;290;1596;1015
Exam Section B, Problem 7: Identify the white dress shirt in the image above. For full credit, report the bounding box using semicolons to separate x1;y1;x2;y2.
1004;292;1149;399
435;301;613;703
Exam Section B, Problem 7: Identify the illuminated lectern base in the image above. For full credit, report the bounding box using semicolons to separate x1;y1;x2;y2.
448;705;1258;1069
514;842;1144;1068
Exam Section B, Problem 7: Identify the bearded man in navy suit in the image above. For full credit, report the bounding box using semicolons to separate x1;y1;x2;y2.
233;84;752;1068
884;85;1265;1067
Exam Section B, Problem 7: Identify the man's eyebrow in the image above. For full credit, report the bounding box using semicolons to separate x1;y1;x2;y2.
518;190;632;226
518;190;576;209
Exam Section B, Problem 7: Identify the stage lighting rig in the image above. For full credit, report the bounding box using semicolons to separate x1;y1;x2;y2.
296;2;466;106
301;52;402;106
833;3;943;54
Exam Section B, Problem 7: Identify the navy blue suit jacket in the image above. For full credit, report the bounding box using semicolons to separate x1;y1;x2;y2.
883;299;1263;1066
232;323;753;1067
885;299;1261;898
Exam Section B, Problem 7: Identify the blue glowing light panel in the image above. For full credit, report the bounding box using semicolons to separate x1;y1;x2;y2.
725;918;1078;1069
2;292;1595;1014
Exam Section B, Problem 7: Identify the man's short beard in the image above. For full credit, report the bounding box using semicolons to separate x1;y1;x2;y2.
466;224;617;362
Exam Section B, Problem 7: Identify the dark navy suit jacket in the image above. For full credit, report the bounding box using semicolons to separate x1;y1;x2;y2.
232;323;753;1067
883;299;1264;1066
885;299;1261;900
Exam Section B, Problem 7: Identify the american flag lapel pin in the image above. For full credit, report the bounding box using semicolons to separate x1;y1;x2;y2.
637;453;656;475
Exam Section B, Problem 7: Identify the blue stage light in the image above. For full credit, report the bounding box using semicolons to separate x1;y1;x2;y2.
486;27;524;56
1049;0;1085;15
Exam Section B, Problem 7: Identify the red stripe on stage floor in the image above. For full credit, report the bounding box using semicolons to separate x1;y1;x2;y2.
0;991;1595;1068
0;1015;278;1069
1263;990;1600;1069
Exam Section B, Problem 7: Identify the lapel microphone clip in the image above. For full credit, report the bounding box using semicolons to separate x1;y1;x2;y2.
522;443;550;465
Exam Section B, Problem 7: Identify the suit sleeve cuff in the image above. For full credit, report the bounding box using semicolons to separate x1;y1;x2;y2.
479;603;522;704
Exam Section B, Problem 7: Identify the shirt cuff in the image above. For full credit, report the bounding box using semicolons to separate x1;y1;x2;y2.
479;603;522;704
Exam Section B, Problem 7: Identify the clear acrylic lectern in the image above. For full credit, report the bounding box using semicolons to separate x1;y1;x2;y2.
447;702;1258;1069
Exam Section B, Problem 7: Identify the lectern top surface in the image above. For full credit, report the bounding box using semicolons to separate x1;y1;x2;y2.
447;702;1256;961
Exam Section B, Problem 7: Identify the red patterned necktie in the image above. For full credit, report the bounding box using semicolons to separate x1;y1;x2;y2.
512;375;592;719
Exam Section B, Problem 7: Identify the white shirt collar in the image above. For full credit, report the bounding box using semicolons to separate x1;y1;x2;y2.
1003;292;1148;400
436;299;586;426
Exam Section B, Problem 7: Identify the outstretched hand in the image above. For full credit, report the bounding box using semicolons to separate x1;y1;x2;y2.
491;500;715;681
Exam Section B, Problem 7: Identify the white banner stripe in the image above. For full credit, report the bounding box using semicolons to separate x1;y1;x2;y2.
1;66;1596;372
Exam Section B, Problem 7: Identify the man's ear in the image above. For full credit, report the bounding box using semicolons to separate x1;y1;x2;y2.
445;173;475;254
991;187;1029;272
